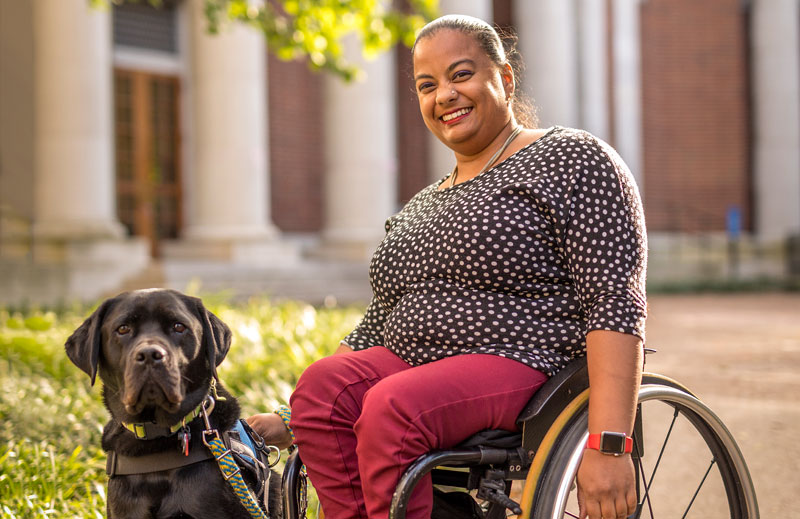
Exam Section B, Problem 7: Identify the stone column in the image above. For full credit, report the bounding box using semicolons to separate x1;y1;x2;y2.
317;42;397;260
611;0;644;187
28;0;149;301
514;0;579;129
751;0;800;241
32;0;124;242
439;0;493;22
577;0;610;141
172;2;295;265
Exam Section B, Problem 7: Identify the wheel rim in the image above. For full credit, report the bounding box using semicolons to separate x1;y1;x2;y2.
537;385;759;519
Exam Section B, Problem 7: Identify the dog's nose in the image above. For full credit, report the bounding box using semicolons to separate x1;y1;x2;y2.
134;345;168;365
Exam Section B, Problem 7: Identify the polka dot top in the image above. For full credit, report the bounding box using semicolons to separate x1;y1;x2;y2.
343;127;647;376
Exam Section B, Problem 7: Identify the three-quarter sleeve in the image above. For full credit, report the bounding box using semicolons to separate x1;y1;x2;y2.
341;296;388;350
562;137;648;341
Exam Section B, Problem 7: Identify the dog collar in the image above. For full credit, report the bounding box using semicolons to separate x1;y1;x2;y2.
122;399;206;440
121;379;227;440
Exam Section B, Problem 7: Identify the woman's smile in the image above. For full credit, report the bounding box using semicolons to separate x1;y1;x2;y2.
440;107;473;123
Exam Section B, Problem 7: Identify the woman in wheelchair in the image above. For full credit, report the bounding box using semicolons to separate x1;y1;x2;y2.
249;14;648;519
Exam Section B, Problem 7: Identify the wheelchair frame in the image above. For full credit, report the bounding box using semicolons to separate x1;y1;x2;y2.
281;356;759;519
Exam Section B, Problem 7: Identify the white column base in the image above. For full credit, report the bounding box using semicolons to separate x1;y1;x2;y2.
161;235;299;267
0;236;150;304
32;218;125;242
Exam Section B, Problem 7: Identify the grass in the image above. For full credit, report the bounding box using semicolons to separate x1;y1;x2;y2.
0;295;364;518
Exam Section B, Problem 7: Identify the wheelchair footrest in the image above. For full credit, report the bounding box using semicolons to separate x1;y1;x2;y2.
476;469;522;516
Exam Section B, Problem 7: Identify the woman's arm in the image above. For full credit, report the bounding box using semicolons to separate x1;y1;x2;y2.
577;329;642;519
245;412;294;450
553;134;646;518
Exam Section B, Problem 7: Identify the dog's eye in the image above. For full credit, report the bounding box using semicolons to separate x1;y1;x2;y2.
116;325;131;335
173;323;186;333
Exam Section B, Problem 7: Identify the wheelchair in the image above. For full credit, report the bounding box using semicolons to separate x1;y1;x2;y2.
280;353;759;518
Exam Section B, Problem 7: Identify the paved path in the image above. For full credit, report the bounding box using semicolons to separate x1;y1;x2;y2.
644;293;800;517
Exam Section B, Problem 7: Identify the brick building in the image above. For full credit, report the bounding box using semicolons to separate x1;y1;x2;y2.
1;0;798;304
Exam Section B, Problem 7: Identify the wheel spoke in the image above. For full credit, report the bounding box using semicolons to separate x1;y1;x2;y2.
631;440;650;519
680;458;717;519
636;451;655;519
637;407;680;516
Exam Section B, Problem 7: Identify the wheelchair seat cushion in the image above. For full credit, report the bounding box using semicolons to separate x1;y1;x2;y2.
456;429;521;449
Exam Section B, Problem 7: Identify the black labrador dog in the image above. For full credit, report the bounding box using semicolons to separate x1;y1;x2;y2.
66;288;281;518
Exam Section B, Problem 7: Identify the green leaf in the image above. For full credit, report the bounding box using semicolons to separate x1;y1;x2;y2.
92;0;440;81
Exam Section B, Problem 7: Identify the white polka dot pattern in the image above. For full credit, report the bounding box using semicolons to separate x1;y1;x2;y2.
343;127;647;376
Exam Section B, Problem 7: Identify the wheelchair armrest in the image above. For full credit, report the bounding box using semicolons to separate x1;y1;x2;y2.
515;357;589;427
515;357;590;453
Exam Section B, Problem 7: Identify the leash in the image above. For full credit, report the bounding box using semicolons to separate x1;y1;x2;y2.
201;395;279;519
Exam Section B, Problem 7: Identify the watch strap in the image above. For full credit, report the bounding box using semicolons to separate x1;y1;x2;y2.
586;432;633;455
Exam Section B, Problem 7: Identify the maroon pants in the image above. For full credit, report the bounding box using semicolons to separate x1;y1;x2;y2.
289;347;548;519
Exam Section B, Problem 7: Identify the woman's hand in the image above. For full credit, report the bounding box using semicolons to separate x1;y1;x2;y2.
246;412;294;450
577;449;637;519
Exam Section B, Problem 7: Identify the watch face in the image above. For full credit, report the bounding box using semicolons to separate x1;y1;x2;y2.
600;432;627;454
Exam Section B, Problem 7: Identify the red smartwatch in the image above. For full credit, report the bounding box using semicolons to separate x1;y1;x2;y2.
586;432;633;456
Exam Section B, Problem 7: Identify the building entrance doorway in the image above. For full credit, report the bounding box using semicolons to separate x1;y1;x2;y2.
113;69;182;256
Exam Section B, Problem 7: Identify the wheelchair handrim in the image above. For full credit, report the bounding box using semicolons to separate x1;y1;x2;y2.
519;387;590;516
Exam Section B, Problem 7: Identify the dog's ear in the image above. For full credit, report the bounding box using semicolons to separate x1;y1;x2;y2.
193;298;232;380
65;297;117;386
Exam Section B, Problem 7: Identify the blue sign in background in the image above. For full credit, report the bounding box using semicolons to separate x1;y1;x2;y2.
726;206;742;240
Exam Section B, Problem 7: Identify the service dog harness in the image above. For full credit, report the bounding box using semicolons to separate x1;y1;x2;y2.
200;395;279;519
106;382;280;519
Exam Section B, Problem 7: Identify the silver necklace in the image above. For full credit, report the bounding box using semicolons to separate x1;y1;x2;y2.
449;125;523;188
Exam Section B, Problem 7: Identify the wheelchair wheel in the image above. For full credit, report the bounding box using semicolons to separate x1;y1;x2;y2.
522;381;759;518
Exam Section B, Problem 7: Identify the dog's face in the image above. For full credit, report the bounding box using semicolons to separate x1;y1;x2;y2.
65;289;231;422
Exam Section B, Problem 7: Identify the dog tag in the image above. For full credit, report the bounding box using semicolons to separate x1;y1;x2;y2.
178;429;191;456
